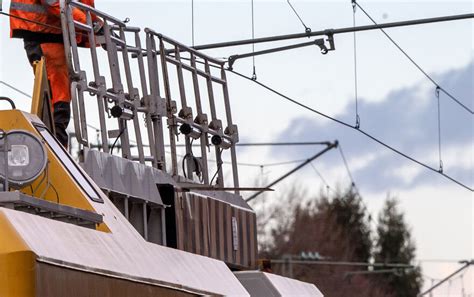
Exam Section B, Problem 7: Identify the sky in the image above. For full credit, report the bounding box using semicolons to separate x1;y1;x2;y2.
0;0;473;295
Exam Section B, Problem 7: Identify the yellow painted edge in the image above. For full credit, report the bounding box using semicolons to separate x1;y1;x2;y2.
0;211;36;297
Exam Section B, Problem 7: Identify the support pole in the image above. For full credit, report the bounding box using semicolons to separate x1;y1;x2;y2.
193;13;474;50
246;141;338;202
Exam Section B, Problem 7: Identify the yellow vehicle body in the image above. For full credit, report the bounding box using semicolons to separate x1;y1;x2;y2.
0;110;249;297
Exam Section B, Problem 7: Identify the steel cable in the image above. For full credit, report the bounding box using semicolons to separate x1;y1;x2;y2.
251;0;257;80
228;69;473;192
435;87;443;172
286;0;311;33
352;0;361;128
353;1;473;115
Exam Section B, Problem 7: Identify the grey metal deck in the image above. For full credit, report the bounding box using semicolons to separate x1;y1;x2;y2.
0;191;103;228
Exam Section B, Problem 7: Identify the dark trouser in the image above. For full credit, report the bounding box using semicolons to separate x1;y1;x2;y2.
24;40;71;147
53;102;71;147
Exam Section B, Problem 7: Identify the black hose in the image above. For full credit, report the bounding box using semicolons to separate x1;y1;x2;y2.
0;97;16;109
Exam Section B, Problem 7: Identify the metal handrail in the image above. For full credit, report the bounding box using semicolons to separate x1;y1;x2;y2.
60;0;241;192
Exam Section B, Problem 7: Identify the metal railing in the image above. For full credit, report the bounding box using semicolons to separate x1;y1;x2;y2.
60;0;240;192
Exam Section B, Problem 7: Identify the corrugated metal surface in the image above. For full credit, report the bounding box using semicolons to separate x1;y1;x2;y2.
0;208;249;296
174;192;258;269
36;262;198;297
234;271;324;297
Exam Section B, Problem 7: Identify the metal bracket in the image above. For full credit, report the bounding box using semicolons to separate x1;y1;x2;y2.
315;32;336;54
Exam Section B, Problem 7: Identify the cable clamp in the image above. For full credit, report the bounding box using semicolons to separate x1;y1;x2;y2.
227;55;237;71
355;115;361;129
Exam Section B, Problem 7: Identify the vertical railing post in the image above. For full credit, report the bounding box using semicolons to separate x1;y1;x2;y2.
189;54;209;184
85;11;109;152
221;67;240;193
174;48;195;179
159;38;178;176
204;60;224;186
135;31;158;168
118;27;145;163
103;21;131;158
146;32;166;170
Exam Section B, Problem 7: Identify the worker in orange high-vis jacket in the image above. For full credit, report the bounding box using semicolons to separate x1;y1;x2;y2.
9;0;98;147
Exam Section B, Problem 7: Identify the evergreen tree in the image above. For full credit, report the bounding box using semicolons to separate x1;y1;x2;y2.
259;186;379;297
374;198;423;297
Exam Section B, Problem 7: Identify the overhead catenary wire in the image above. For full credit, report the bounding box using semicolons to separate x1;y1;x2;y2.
227;69;473;192
246;141;338;202
0;11;88;39
336;143;374;222
309;162;332;193
271;258;415;269
286;0;311;33
353;1;473;115
338;145;358;191
251;0;257;80
351;0;360;128
0;80;102;132
91;43;473;193
191;0;195;46
0;11;61;31
3;8;470;191
0;80;31;98
435;87;443;172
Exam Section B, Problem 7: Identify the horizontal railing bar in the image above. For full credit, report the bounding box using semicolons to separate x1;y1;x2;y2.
165;56;226;84
69;1;126;26
111;25;141;33
145;28;225;65
73;20;92;32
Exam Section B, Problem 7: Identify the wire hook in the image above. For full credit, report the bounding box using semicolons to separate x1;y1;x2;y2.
251;66;257;81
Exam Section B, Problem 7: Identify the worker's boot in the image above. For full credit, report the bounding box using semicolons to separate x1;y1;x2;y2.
53;101;71;148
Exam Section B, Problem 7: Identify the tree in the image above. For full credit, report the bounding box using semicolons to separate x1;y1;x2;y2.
373;197;423;297
258;186;382;297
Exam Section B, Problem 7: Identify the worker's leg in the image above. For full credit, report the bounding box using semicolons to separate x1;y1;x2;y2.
24;40;43;65
40;43;71;148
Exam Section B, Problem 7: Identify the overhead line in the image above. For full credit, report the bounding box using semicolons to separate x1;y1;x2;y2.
0;80;31;98
228;69;473;192
338;145;358;189
286;0;311;32
309;162;332;191
237;141;331;146
271;258;414;269
246;141;338;202
354;1;473;114
169;141;331;147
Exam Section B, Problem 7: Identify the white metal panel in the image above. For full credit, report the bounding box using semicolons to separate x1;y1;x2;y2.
1;208;249;296
235;271;323;297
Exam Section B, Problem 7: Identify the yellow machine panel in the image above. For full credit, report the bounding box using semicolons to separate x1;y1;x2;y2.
0;110;249;297
0;212;35;297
